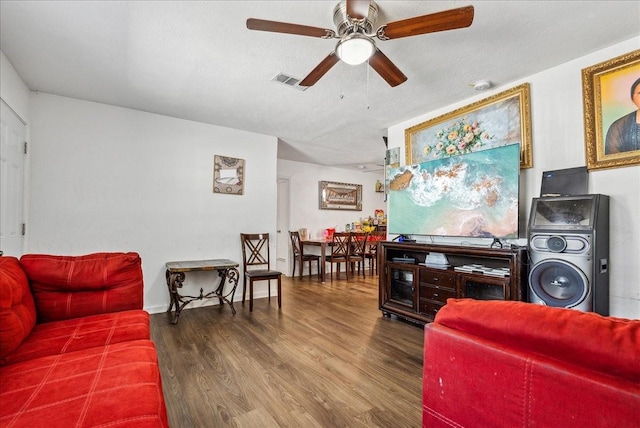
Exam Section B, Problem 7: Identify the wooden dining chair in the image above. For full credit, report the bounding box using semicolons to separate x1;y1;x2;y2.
349;231;369;278
240;233;282;312
289;230;321;279
324;232;350;281
365;231;386;275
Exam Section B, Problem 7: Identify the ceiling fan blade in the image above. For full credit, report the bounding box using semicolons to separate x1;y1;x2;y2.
368;49;407;87
379;5;474;40
346;0;371;20
300;53;340;87
246;18;335;38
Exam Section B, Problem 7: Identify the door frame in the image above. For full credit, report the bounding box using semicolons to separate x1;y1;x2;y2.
0;99;27;256
276;177;291;276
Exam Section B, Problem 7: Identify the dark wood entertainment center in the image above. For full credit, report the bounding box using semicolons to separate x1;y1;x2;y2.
379;241;528;324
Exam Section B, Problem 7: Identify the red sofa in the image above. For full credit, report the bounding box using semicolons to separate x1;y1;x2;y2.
0;253;169;427
422;298;640;428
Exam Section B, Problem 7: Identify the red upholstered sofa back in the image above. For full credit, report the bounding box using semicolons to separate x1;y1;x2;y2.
20;252;144;322
0;257;37;360
423;299;640;428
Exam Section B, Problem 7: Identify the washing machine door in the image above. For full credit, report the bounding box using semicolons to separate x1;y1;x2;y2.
529;259;589;308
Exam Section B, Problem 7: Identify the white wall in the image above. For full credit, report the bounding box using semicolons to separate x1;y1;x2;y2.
387;38;640;319
1;51;30;122
27;93;278;313
278;159;385;237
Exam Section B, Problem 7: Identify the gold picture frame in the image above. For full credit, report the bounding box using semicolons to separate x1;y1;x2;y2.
319;180;362;211
405;83;533;169
582;49;640;171
213;155;244;195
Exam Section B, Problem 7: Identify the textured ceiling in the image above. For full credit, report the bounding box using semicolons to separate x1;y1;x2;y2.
1;1;639;171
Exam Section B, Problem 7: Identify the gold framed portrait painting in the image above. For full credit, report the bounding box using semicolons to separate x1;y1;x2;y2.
582;49;640;170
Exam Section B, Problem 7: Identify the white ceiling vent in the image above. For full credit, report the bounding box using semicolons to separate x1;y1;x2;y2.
272;73;308;91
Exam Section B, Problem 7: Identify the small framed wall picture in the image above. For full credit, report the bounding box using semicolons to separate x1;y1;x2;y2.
213;155;244;195
319;180;362;211
385;147;400;201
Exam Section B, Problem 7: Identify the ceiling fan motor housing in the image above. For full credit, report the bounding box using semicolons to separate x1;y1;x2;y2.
333;0;379;36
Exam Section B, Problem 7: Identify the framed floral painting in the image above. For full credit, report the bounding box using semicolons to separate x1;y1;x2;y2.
582;49;640;170
405;83;533;169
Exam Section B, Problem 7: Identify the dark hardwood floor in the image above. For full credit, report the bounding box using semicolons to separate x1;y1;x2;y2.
150;272;424;428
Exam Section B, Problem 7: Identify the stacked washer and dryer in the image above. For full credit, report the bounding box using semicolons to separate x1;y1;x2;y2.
527;194;610;315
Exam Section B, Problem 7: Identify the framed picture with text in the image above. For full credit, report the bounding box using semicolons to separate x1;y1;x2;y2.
319;180;362;211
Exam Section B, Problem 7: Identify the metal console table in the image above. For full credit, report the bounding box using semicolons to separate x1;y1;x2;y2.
165;259;240;324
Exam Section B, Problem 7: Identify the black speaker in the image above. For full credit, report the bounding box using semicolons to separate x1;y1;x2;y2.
527;195;609;315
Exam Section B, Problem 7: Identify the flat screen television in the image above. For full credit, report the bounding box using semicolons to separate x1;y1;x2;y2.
387;144;520;239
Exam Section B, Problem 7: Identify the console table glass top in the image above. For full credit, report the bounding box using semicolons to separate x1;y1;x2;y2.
165;259;240;324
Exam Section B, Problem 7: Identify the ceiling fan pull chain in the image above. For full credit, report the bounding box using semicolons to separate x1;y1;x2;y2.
339;62;345;100
366;60;370;110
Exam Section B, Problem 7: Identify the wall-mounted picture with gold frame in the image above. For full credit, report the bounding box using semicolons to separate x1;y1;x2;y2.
319;180;362;211
405;83;533;169
582;49;640;171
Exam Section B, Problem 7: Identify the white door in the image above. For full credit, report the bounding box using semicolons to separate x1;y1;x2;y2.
276;178;290;275
0;100;26;256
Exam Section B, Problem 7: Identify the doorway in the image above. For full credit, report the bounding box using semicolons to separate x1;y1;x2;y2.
0;99;26;256
276;177;290;276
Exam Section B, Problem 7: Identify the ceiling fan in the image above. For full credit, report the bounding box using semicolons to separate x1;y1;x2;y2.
246;0;474;88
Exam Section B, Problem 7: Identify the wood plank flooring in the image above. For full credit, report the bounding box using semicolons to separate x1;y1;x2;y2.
150;273;424;428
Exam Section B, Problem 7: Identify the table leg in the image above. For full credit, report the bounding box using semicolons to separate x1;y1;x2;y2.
165;270;186;324
320;243;326;283
214;268;239;314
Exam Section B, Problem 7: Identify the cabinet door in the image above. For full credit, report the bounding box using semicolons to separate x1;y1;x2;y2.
386;264;417;310
460;275;510;300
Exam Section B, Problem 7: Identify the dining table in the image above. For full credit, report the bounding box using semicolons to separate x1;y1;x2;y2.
302;233;385;283
301;238;333;283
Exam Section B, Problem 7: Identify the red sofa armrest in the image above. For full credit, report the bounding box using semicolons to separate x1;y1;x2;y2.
423;299;640;428
434;298;640;382
20;252;144;322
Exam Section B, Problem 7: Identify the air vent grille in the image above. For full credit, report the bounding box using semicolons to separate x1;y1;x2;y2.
272;73;308;91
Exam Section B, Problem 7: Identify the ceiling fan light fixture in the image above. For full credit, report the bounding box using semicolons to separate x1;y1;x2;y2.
336;34;374;65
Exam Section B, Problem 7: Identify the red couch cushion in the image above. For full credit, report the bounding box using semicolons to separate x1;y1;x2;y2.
1;309;150;366
0;257;37;360
0;339;168;427
435;298;640;382
20;252;144;322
